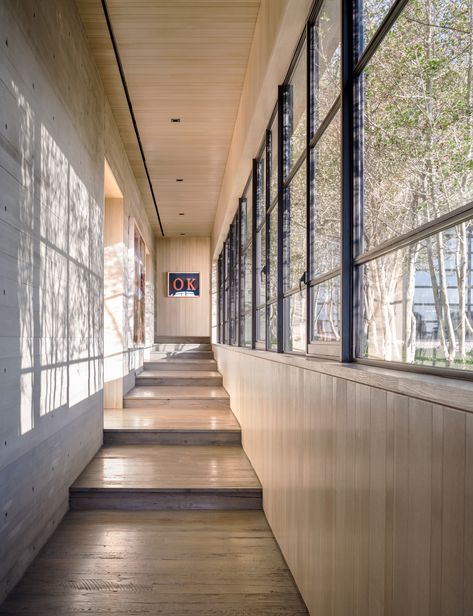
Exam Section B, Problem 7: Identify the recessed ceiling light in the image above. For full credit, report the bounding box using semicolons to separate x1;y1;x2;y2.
170;118;181;123
176;178;183;182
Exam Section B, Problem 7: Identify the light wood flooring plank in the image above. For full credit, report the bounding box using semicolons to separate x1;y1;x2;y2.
0;510;308;615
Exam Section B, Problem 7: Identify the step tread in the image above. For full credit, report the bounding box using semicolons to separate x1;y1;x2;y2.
71;445;261;490
145;359;217;365
124;386;229;400
153;343;212;350
138;370;221;379
104;407;240;432
155;336;211;343
149;353;214;360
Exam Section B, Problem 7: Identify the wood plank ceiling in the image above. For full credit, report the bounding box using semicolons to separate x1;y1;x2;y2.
76;0;260;237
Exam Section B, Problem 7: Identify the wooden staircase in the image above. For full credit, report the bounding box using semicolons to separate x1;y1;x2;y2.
5;337;307;615
69;337;262;510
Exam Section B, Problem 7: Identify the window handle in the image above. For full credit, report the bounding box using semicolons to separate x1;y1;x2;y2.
299;271;308;293
261;264;267;281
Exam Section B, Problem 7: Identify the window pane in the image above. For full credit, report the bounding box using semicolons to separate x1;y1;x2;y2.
358;222;473;370
268;206;278;300
240;198;247;249
361;0;398;51
284;163;306;291
229;221;238;342
312;0;340;134
311;276;341;343
256;307;266;343
256;157;265;227
284;290;306;353
246;178;253;247
270;113;278;203
268;302;278;350
243;312;252;347
288;40;307;171
362;0;473;251
256;224;266;307
240;248;253;315
310;112;341;278
224;241;230;328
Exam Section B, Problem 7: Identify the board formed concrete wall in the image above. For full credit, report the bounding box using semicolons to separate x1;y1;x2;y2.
0;0;155;602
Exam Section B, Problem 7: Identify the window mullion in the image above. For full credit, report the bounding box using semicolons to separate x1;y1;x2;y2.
251;159;258;349
340;0;356;363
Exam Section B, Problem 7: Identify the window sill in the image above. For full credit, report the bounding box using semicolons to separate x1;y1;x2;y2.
212;343;473;415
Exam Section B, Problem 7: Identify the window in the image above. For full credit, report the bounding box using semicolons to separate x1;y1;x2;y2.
355;0;473;372
223;240;230;344
229;214;239;345
283;40;308;353
133;226;146;346
216;0;473;378
255;150;266;346
240;179;253;347
217;255;224;343
358;224;473;369
267;111;279;350
308;1;341;357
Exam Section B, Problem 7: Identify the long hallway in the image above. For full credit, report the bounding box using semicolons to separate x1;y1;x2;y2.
2;1;473;613
0;339;308;615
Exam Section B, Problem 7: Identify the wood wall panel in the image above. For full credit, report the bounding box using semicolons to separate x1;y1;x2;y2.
214;345;473;616
156;237;210;337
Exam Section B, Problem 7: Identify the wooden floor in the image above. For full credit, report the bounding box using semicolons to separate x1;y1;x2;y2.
0;336;307;613
0;511;308;615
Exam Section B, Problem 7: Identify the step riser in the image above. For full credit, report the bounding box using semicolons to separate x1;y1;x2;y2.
153;344;212;352
155;336;211;344
103;430;241;446
150;352;214;360
70;491;262;511
124;399;230;409
136;376;222;387
144;362;217;371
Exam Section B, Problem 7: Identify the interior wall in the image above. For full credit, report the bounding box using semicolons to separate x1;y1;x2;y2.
214;345;473;616
156;237;210;338
0;0;155;602
104;197;125;408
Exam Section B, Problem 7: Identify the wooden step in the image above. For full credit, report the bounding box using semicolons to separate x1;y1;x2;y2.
70;445;261;510
153;343;212;352
124;386;230;409
144;358;217;371
136;370;222;387
103;407;241;445
155;335;211;344
150;350;214;360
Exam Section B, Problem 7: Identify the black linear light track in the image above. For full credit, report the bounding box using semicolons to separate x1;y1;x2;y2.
100;0;165;237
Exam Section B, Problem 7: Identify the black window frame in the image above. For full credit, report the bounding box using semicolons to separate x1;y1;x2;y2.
216;0;473;381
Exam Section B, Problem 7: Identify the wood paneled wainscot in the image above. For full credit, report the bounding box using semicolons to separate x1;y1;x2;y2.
213;344;473;616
